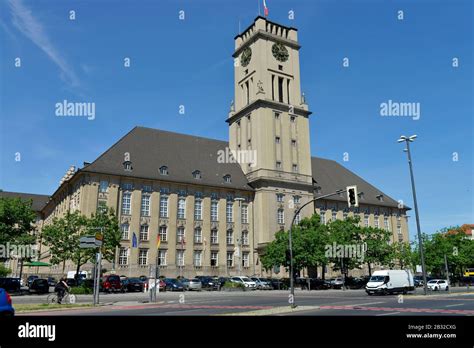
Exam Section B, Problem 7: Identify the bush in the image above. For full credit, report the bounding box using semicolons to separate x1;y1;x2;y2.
222;281;245;289
70;284;93;294
0;265;11;277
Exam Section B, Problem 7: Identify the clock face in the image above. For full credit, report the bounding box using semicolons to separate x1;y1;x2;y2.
272;43;289;62
240;47;252;67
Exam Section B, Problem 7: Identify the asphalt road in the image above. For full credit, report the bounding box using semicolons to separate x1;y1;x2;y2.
13;287;474;316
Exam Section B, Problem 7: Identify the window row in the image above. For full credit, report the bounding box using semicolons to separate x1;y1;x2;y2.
120;224;250;245
118;248;250;268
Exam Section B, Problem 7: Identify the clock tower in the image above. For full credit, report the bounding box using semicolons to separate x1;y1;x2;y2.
227;16;314;255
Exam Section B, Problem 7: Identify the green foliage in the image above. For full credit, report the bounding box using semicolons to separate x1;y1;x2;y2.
0;197;37;261
389;241;416;269
0;264;11;277
222;281;244;289
69;285;93;294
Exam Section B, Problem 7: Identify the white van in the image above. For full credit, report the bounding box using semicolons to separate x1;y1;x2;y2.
67;271;89;280
365;270;414;295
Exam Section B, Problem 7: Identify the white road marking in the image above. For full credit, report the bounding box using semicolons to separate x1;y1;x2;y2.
445;303;464;308
347;301;385;306
376;312;401;316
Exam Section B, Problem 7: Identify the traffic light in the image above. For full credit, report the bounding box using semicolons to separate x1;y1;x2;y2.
346;185;358;208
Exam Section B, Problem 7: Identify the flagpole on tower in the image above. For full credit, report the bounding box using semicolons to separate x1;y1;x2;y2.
258;0;261;16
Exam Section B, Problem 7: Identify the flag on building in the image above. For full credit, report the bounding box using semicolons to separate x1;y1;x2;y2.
156;233;161;250
132;232;138;248
263;0;269;17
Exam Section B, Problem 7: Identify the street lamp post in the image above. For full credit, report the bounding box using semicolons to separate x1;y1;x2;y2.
397;135;428;295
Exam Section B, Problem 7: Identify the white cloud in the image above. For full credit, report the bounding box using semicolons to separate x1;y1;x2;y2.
7;0;79;87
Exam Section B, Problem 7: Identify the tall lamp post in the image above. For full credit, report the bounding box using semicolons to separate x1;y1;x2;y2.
397;135;428;295
235;197;245;274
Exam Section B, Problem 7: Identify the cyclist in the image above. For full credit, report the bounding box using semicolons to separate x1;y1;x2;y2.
54;277;70;304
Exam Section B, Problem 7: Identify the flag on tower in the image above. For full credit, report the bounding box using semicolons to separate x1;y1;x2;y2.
263;0;269;17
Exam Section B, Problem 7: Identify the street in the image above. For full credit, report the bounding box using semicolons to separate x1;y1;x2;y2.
12;287;474;316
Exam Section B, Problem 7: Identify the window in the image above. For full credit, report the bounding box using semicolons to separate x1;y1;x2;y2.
343;211;348;220
194;199;202;220
320;210;326;225
177;197;186;219
295;213;301;225
226;252;234;267
226;230;233;245
277;209;285;224
97;200;107;214
142;185;152;192
291;139;296;146
290;116;295;122
177;227;185;244
193;251;202;267
276;193;284;202
397;225;402;235
211;229;218;244
176;250;185;266
139;225;149;241
275;136;281;144
119;248;128;265
242;252;249;268
138;249;148;266
223;174;232;183
121;223;130;240
276;161;282;169
99;180;108;193
193;170;201;179
194;227;202;243
211;201;218;221
159;196;168;217
159;226;167;242
158;250;167;266
123;162;132;171
278;77;284;103
121;192;131;215
159;166;168;175
241;204;248;223
292;164;298;172
242;230;249;245
211;252;218;267
374;217;380;228
293;195;300;204
332;211;337;221
141;194;150;217
364;215;369;227
274;112;280;120
226;202;233;222
384;217;390;231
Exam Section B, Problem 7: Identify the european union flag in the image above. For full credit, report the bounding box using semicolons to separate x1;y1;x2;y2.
132;232;138;248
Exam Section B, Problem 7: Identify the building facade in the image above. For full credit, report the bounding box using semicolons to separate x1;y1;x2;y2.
21;16;409;278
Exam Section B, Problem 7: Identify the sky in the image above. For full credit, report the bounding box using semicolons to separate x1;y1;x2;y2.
0;0;472;241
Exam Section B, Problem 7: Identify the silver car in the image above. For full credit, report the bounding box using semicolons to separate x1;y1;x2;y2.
187;278;202;291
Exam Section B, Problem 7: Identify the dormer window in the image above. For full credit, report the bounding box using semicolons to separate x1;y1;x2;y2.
358;192;365;200
223;174;231;183
193;170;202;179
159;166;168;175
376;194;384;202
123;161;132;171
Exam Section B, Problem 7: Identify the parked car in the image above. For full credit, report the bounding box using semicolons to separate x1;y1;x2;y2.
27;275;39;287
29;278;49;294
196;276;218;290
0;288;14;316
66;278;77;287
216;277;230;290
139;275;148;282
0;278;21;293
427;279;449;291
345;277;368;289
164;278;184;291
186;278;202;291
328;278;344;289
179;278;190;290
230;276;257;289
101;275;122;293
250;277;272;290
122;278;144;292
267;278;286;290
46;277;57;287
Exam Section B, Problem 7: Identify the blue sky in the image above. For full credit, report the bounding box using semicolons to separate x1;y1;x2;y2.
0;0;472;240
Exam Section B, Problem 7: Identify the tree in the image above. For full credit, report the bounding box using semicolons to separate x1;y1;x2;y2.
359;225;393;275
0;197;37;262
389;241;415;270
0;264;11;277
41;211;86;274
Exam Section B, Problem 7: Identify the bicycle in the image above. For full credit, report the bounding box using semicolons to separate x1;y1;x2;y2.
46;290;76;305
